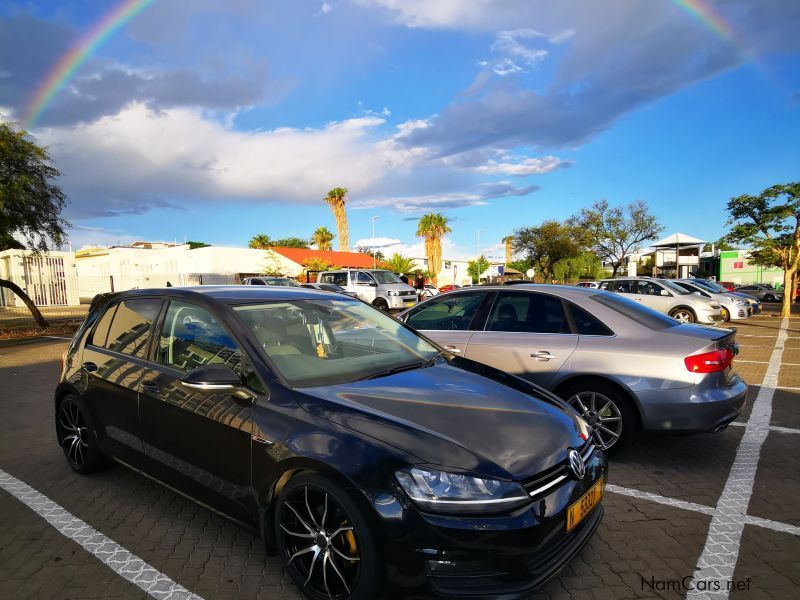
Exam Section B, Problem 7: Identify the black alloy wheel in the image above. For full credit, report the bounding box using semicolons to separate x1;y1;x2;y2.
275;474;381;600
561;382;635;454
372;298;389;312
56;395;106;473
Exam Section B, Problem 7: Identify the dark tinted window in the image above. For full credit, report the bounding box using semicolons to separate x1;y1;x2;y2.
103;299;161;357
591;292;678;330
405;292;485;331
156;301;242;373
320;272;348;286
90;303;117;347
249;278;266;285
487;292;569;334
604;280;631;293
354;271;373;285
569;303;613;336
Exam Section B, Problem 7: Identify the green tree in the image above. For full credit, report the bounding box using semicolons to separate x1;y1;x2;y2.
311;226;335;251
416;212;451;283
702;237;736;252
572;199;663;277
725;182;800;316
187;241;210;249
384;253;416;274
357;247;386;263
272;237;309;248
324;187;349;251
467;255;490;283
512;220;584;282
249;234;272;249
553;251;604;282
0;122;71;327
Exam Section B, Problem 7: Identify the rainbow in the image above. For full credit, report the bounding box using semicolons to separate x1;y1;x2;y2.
670;0;738;42
22;0;155;128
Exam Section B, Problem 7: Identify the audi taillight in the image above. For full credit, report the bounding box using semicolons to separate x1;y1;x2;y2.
684;348;733;373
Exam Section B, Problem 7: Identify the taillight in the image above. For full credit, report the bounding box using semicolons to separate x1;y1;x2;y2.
684;348;733;373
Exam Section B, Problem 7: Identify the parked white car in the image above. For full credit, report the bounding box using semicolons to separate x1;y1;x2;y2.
599;277;724;324
317;269;418;311
673;279;752;322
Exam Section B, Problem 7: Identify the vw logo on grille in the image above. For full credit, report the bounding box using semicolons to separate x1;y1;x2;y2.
568;449;585;480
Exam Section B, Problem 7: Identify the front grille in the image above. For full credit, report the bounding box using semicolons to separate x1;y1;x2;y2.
399;290;416;297
522;440;595;499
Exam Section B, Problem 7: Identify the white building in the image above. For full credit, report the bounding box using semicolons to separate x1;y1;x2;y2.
410;257;472;286
0;249;80;307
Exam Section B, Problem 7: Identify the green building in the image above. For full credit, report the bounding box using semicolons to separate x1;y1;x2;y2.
712;250;784;285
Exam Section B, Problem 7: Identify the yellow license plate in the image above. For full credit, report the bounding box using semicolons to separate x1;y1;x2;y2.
404;301;415;306
566;477;604;531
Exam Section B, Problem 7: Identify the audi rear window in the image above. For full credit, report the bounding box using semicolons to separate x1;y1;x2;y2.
590;292;678;330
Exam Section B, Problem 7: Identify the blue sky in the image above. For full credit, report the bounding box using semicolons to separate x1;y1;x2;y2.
1;0;799;261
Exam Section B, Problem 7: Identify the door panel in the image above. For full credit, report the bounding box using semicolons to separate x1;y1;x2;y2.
464;291;578;387
82;298;161;463
404;291;488;353
138;300;254;522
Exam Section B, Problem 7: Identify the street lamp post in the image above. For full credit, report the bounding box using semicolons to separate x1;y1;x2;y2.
371;216;379;269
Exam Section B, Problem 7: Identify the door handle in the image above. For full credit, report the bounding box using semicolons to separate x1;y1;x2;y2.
141;381;160;393
443;345;462;353
530;351;556;361
83;361;98;373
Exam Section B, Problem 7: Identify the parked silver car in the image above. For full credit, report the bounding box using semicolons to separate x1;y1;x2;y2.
599;277;723;324
317;269;417;310
242;276;301;287
734;284;783;303
399;285;746;453
689;279;762;314
673;279;752;322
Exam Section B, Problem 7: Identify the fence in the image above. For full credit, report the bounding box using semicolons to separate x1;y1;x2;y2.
0;272;240;330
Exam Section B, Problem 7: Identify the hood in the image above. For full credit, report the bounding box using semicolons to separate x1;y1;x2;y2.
293;358;583;480
730;292;758;303
379;282;416;292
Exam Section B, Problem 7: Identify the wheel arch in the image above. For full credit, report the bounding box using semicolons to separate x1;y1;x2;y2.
552;374;644;432
669;305;697;318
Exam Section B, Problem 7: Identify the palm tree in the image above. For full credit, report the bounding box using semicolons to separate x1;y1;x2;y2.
416;212;451;284
384;253;416;274
249;234;272;249
311;226;335;251
502;235;514;264
324;187;349;251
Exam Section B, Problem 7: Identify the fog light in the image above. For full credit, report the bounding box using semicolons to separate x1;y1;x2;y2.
426;558;493;575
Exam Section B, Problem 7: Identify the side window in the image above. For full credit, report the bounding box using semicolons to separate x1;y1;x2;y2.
333;273;348;286
319;274;334;284
405;293;485;331
608;281;629;293
102;299;161;358
487;292;569;334
251;279;266;285
90;303;117;347
354;271;373;285
636;281;658;296
569;303;613;336
156;301;242;374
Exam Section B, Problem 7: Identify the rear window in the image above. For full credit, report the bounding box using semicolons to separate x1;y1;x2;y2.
590;292;678;330
90;303;117;347
100;299;162;357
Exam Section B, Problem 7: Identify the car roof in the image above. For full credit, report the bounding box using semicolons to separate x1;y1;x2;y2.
444;283;600;297
104;285;343;305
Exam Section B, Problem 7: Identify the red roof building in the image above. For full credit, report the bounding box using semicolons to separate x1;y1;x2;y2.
267;247;384;270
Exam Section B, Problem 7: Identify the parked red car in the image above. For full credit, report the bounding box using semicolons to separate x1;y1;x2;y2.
438;284;461;292
718;281;736;292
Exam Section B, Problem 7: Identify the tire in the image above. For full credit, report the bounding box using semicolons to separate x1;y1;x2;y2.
560;381;636;455
669;307;696;324
372;298;389;312
55;394;108;473
275;473;383;600
720;307;730;322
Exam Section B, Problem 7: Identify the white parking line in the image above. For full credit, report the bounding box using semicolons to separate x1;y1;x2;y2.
729;422;800;435
606;484;800;536
0;468;203;600
735;359;768;364
686;317;789;599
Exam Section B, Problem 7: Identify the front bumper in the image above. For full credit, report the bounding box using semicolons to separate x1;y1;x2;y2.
728;304;752;320
637;374;747;432
388;295;418;310
698;310;725;325
374;453;607;598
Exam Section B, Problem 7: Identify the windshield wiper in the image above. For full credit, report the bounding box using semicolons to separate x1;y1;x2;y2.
357;357;436;381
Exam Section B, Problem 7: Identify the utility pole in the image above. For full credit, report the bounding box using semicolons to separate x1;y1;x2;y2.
371;216;379;269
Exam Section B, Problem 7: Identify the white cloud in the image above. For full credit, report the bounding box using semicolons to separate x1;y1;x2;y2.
353;236;403;248
36;103;411;216
352;181;538;212
320;2;333;15
474;155;571;176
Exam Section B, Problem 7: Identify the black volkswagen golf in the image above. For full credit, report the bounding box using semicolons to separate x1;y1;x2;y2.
55;286;607;599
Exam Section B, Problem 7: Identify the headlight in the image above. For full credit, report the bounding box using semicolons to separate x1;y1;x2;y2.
395;467;529;514
733;299;746;306
387;291;399;296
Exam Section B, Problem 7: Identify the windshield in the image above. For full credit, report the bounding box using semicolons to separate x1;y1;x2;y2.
234;299;439;387
266;278;301;287
689;279;726;294
660;280;691;295
370;270;403;284
591;292;679;330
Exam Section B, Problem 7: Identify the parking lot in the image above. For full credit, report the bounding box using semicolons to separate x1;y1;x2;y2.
0;314;798;600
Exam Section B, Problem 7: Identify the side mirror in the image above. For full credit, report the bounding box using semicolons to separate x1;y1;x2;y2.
660;289;670;296
180;364;245;394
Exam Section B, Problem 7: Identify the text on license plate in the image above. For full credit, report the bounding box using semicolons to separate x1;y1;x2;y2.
566;477;604;532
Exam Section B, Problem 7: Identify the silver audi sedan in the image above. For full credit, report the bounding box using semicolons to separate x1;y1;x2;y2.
399;284;747;454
